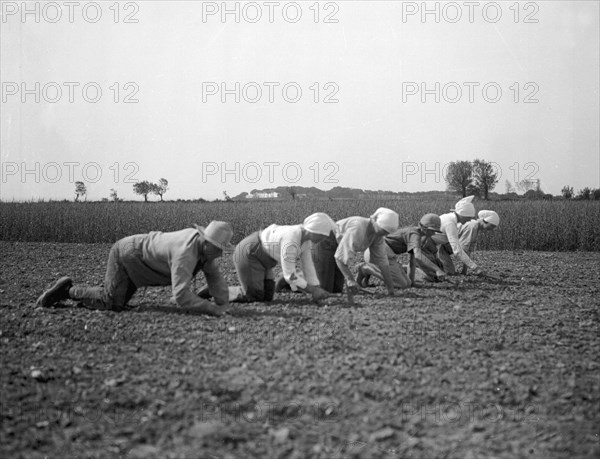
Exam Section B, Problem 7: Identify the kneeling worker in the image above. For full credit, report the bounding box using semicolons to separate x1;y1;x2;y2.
36;221;233;316
214;213;336;303
357;213;448;288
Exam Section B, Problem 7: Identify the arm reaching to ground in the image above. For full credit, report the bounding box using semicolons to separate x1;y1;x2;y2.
413;247;446;282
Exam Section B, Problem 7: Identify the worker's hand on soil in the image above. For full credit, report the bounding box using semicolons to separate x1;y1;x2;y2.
436;270;447;282
472;267;486;277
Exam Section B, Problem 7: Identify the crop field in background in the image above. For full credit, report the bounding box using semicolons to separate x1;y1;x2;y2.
1;199;599;251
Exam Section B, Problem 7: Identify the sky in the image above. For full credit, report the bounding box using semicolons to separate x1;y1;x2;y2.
1;0;599;201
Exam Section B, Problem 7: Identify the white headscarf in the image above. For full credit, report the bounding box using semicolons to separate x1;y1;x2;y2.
452;196;476;217
369;208;399;233
302;212;337;236
478;210;500;226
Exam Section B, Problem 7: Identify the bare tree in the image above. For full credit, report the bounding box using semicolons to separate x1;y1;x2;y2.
472;159;499;200
109;188;119;202
445;161;473;197
75;181;87;202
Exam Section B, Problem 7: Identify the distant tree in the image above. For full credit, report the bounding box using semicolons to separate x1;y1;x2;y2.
133;180;154;202
576;187;592;200
502;192;520;201
524;188;545;200
223;190;233;202
152;178;169;201
561;185;574;200
287;186;297;201
109;188;119;202
466;183;481;198
593;189;600;201
75;181;87;202
445;161;473;197
472;159;499;200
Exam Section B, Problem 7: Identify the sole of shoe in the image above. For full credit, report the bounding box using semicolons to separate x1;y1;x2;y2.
36;276;72;307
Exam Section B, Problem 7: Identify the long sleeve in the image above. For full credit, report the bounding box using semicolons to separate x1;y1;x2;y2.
334;217;381;266
368;237;389;266
262;225;316;290
279;230;305;290
458;221;479;254
170;249;210;309
299;241;320;286
334;219;365;264
203;259;229;305
441;215;477;269
334;230;359;265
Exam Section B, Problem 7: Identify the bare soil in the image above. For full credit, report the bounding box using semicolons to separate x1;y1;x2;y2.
1;241;599;458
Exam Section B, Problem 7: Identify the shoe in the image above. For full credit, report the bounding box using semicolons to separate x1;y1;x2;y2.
197;285;212;299
36;277;72;307
263;279;276;302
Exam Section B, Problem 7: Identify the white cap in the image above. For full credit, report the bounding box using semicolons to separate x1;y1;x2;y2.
452;196;476;217
370;208;399;233
478;210;500;226
302;212;337;236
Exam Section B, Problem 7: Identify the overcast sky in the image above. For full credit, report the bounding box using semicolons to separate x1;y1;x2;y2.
1;1;598;201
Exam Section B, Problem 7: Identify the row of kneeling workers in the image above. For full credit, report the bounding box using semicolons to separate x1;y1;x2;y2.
36;195;499;316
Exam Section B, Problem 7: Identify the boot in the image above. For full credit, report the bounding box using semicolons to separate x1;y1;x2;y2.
263;279;276;302
36;277;72;307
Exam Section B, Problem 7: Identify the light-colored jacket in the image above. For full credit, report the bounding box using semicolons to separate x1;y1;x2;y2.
260;224;320;290
334;216;388;266
439;213;477;270
458;219;482;254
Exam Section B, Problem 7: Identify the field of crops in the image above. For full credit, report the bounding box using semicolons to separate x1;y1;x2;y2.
1;199;599;251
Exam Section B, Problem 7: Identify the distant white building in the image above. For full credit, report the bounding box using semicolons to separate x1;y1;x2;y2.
247;191;279;199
